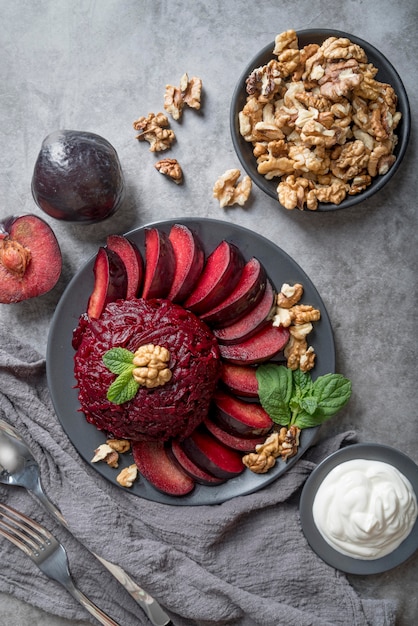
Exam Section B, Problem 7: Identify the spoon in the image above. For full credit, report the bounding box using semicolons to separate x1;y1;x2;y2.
0;418;171;626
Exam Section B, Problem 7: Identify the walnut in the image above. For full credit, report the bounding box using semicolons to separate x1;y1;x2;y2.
242;426;301;473
331;139;370;181
132;344;172;389
116;464;138;488
213;169;252;208
277;175;314;211
284;334;309;371
289;304;321;325
273;30;300;77
164;73;202;120
246;60;283;102
277;283;303;308
155;158;183;184
133;112;175;152
319;59;363;101
306;176;350;210
91;444;119;468
320;36;368;63
106;439;131;454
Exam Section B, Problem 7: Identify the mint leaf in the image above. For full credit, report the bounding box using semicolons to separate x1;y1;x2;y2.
103;347;135;375
106;368;139;405
256;364;292;425
293;369;311;393
299;395;318;415
292;373;352;428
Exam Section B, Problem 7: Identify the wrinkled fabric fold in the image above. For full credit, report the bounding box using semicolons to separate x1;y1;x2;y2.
0;323;397;625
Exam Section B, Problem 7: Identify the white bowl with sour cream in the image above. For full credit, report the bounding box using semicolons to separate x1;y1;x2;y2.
299;443;418;574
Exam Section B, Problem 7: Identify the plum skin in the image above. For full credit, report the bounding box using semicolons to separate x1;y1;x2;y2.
31;130;125;223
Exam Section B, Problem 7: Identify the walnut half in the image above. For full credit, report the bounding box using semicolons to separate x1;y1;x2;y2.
155;158;183;184
213;169;252;208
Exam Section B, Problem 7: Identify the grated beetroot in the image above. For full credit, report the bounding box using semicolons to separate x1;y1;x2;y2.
73;298;221;442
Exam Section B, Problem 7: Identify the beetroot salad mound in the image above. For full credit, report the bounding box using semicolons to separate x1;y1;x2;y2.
73;298;221;442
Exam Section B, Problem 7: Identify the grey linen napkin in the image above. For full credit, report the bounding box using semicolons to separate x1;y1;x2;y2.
0;322;397;626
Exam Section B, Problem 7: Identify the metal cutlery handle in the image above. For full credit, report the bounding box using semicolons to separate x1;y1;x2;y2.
64;578;121;626
31;479;171;626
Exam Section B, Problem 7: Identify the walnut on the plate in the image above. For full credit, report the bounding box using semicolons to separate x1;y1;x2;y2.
164;73;202;120
238;29;402;210
273;283;320;372
243;426;301;473
155;158;183;184
132;344;172;389
133;112;175;152
213;169;252;208
91;444;119;468
106;438;131;454
116;464;138;488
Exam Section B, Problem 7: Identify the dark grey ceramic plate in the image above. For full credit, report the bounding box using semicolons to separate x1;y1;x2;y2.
47;218;335;506
230;29;411;211
299;443;418;573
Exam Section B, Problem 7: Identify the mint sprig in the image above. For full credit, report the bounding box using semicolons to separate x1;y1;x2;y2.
102;347;139;404
256;364;351;430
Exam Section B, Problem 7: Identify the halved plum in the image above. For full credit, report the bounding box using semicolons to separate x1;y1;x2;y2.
183;240;245;314
106;234;144;299
132;440;195;496
199;257;267;327
141;228;175;299
219;363;259;398
167;224;205;303
0;214;62;303
181;427;245;479
203;417;266;452
212;389;272;437
219;323;290;365
170;440;225;486
214;279;275;344
87;247;127;319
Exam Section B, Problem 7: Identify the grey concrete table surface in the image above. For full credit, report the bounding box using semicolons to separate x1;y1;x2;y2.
0;0;417;624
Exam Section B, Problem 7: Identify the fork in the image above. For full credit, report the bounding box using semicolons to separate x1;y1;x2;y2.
0;502;120;626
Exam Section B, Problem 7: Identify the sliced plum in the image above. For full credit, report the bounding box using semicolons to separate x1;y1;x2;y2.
167;224;205;303
219;323;290;365
203;416;266;451
87;247;127;319
212;389;272;437
170;440;225;486
32;130;125;223
183;240;245;314
132;440;195;496
181;427;245;479
199;257;267;328
214;279;275;344
106;234;144;299
141;228;175;299
0;214;62;303
219;363;259;398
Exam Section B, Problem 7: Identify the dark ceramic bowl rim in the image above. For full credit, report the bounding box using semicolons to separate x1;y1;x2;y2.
230;29;411;211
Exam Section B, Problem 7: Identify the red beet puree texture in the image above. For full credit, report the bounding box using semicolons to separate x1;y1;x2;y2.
73;298;221;442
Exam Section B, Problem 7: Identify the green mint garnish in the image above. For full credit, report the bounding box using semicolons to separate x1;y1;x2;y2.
103;347;139;405
256;364;351;430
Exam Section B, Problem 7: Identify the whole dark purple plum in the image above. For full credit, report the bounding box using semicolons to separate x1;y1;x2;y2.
31;130;125;223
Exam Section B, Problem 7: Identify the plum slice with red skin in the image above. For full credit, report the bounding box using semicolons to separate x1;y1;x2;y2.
214;279;275;344
203;416;266;452
181;426;245;479
169;439;225;486
141;228;175;299
219;323;290;365
219;363;259;398
183;240;245;314
106;235;144;299
199;257;267;328
87;247;127;319
212;389;272;437
0;214;62;303
132;440;195;496
167;224;205;303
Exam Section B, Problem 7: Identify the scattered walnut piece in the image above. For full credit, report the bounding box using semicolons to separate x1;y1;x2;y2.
239;29;402;210
273;283;320;372
243;426;301;473
116;464;138;488
132;343;172;388
154;158;183;184
164;73;202;120
213;169;252;208
91;444;119;468
106;439;131;454
133;112;175;152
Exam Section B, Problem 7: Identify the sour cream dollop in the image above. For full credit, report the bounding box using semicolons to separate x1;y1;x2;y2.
312;459;418;559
